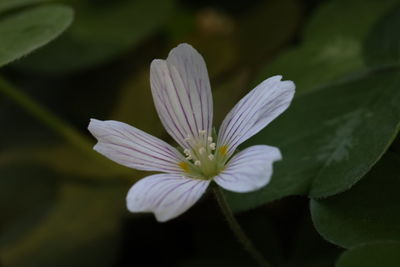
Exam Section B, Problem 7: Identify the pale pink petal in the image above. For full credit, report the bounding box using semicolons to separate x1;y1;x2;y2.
88;119;186;173
214;145;281;193
217;75;295;157
150;43;213;149
126;174;210;222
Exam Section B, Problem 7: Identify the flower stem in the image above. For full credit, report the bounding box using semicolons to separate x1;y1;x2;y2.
212;185;274;267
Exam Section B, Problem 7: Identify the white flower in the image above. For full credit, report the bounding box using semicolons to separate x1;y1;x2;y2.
88;43;295;222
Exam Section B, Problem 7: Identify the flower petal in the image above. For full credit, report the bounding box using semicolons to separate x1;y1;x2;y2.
217;75;295;157
88;119;186;173
126;174;210;222
214;145;281;193
150;43;213;148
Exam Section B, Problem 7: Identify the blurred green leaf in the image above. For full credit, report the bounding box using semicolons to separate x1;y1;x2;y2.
1;165;128;267
0;0;47;13
0;4;73;67
0;164;59;247
111;69;166;139
227;68;400;211
335;242;400;267
15;0;176;74
212;70;249;126
236;0;302;66
304;0;396;42
310;153;400;248
0;144;135;178
363;4;400;67
256;0;398;93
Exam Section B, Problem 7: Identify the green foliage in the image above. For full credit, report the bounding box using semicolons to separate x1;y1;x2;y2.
0;0;47;13
310;153;400;248
226;0;400;213
0;4;73;67
0;163;129;267
335;242;400;267
1;0;400;266
15;0;176;74
227;68;400;211
363;4;400;66
255;0;398;93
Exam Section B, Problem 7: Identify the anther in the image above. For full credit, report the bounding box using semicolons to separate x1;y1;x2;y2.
209;143;216;150
194;160;201;166
186;155;192;160
208;154;214;160
183;149;190;156
199;129;206;135
207;136;213;142
199;147;206;154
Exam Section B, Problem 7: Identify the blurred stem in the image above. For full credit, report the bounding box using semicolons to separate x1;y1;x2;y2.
213;185;274;267
0;76;127;176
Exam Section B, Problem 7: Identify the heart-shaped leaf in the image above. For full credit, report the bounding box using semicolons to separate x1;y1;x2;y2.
335;241;400;267
255;0;398;93
363;4;400;67
310;153;400;248
227;69;400;211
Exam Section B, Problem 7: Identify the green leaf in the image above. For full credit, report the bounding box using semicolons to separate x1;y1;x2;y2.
0;4;73;67
303;0;397;42
310;153;400;248
336;242;400;267
227;68;400;212
0;164;129;267
15;0;176;74
363;4;400;67
256;0;398;93
0;0;46;13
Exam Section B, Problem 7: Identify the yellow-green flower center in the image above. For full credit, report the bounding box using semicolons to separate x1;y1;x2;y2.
178;130;228;179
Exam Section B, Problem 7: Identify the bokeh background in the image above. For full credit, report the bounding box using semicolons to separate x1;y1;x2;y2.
1;0;400;266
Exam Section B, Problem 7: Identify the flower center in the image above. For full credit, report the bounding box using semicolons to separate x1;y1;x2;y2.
179;129;228;179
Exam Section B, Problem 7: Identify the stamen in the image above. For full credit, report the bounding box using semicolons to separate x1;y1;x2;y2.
194;160;201;166
199;147;206;154
183;148;190;156
207;136;213;142
186;155;192;160
209;143;216;150
208;154;214;160
199;129;206;135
